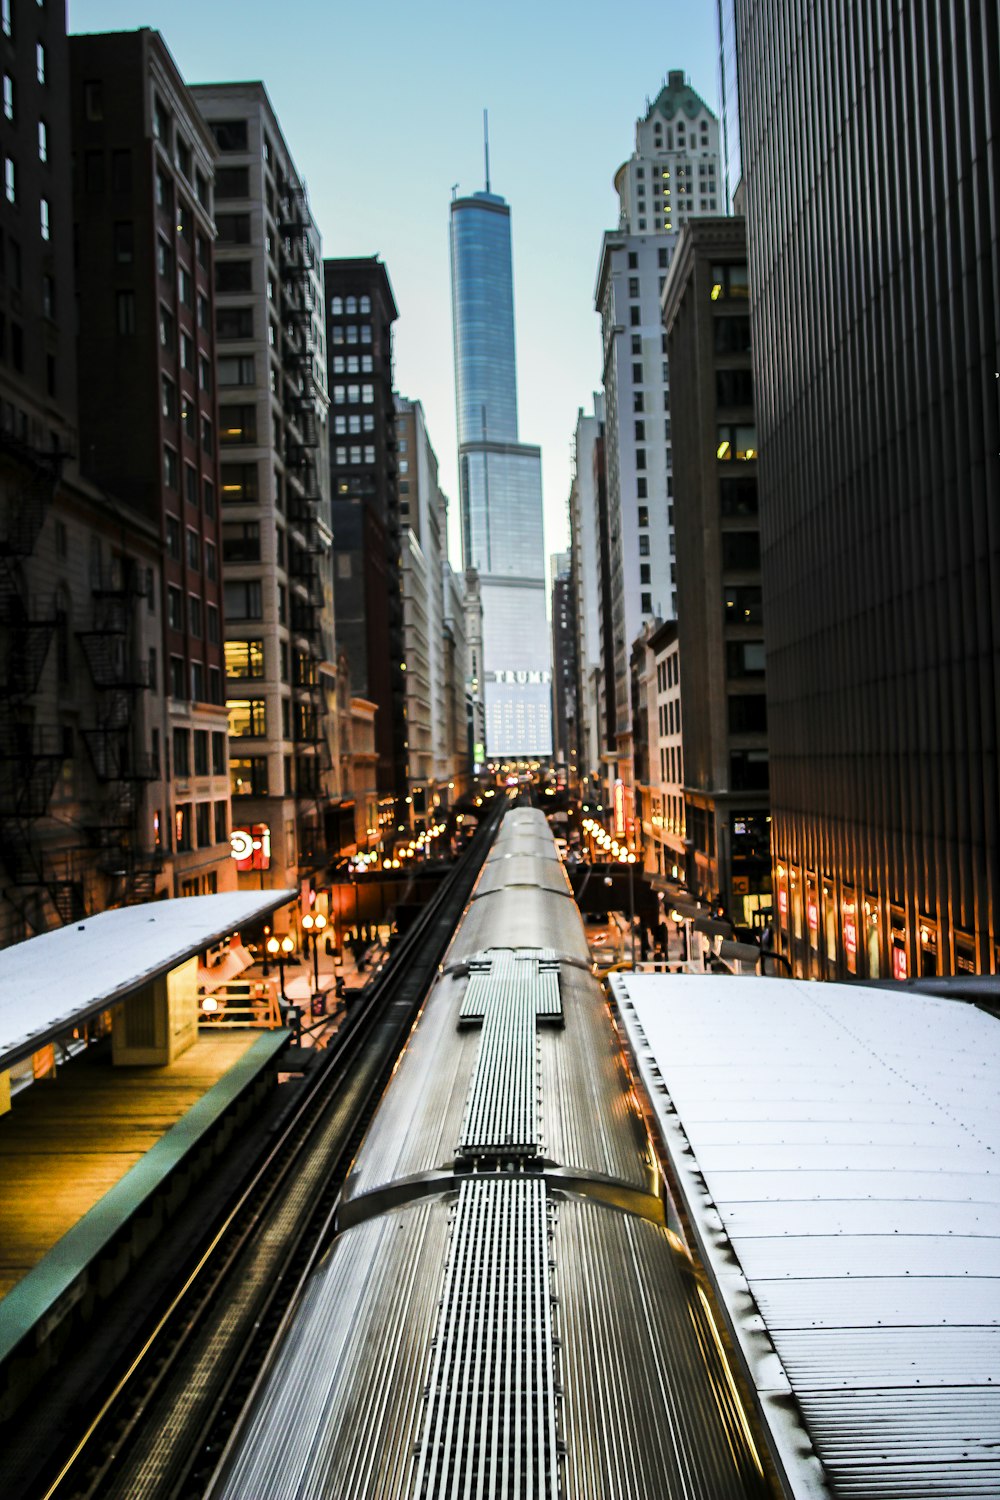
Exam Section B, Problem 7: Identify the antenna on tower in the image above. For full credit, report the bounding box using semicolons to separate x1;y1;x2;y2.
483;108;491;192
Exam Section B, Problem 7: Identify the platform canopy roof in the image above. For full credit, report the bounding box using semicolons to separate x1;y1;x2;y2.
612;972;1000;1500
0;891;296;1073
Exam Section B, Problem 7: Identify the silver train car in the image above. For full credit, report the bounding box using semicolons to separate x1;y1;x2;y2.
208;808;771;1499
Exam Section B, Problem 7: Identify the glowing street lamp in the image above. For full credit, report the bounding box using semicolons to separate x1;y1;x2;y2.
266;934;295;1002
301;911;328;1008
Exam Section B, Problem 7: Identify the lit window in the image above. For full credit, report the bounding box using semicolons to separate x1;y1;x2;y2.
36;41;46;84
3;155;15;203
2;74;12;120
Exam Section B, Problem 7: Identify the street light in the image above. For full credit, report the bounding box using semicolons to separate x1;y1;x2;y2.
301;911;327;1010
266;934;295;1003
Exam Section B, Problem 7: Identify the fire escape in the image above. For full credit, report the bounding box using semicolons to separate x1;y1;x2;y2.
0;436;83;928
279;183;330;872
77;557;160;905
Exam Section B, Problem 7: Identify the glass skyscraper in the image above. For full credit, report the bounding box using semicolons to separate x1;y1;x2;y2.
450;189;552;760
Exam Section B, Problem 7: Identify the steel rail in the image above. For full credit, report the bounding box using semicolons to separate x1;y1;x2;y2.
39;800;505;1500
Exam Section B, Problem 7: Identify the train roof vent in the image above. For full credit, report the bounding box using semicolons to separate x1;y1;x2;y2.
411;1177;560;1499
458;955;540;1157
459;948;563;1026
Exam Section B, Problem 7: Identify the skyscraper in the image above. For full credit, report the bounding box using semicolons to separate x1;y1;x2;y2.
736;0;998;978
449;148;551;761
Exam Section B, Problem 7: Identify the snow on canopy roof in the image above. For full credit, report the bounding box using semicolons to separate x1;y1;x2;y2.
0;890;296;1072
612;973;1000;1500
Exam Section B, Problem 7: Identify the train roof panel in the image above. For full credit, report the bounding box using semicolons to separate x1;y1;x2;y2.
612;972;1000;1500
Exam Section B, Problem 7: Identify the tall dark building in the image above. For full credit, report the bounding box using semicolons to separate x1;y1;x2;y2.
323;258;405;806
70;32;236;903
736;1;999;979
662;215;770;930
549;553;576;767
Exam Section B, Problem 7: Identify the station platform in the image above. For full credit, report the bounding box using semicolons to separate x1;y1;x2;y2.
0;1030;270;1298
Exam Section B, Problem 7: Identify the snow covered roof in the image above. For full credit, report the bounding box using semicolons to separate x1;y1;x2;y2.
611;973;1000;1500
0;891;296;1072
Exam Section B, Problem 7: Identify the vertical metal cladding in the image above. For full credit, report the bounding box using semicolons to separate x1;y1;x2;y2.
411;1178;559;1500
735;0;1000;977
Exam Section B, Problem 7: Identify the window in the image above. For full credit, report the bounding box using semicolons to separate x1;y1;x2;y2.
715;367;754;407
640;564;650;585
714;315;752;356
178;266;193;306
709;262;749;301
214;801;228;844
2;73;12;121
726;640;766;678
720;477;758;517
632;362;642;383
153;95;169;143
217;305;254;340
220;406;256;444
228;698;267;737
159;304;175;349
175;136;191;180
110;149;131;194
216;212;251;244
166;515;181;559
728;694;768;733
212;732;226;775
114;220;133;264
201;415;213;455
190;660;204;702
203;478;215;517
186;527;200;568
173;728;191;776
218;354;255;386
628;251;637;269
180;333;194;370
221;461;258;500
175;804;191;851
199;355;211;392
195;801;211;847
36;41;46;84
634;420;645;440
210;119;248;152
222;521;260;562
639;534;650;557
170;655;186;699
638;506;648;528
230;757;267;796
3;156;15;205
225;638;265;678
163;446;178;489
197;295;209;332
629;305;640;326
116;289;135;334
628;276;639;297
215;165;250;198
361;383;374;403
0;0;10;37
224;580;262;620
721;531;761;570
717;424;758;461
167;585;183;630
215;259;252;293
204;540;217;581
723;585;763;625
641;592;652;614
193;730;209;776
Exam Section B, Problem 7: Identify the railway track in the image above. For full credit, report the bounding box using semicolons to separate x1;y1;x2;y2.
34;802;505;1500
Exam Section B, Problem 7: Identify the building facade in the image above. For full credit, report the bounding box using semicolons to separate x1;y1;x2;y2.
594;73;722;820
189;82;333;895
663;215;770;931
449;184;551;759
72;30;235;903
549;551;576;768
567;400;605;796
323;258;405;811
633;619;686;881
736;0;998;976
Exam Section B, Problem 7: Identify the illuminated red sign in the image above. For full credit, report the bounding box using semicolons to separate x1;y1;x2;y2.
843;912;857;955
778;887;788;916
613;779;626;836
892;945;908;981
231;823;271;871
807;900;819;932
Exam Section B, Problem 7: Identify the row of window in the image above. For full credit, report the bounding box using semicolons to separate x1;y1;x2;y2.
165;514;217;574
166;585;220;643
656;652;679;692
1;2;46;46
172;727;227;778
329;295;370;315
167;799;228;853
227;699;319;741
167;654;224;705
329;323;372;346
333;444;376;466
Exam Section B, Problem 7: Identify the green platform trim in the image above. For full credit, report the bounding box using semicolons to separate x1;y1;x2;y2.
0;1029;291;1365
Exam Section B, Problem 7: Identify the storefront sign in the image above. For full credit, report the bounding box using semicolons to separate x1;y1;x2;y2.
892;945;908;981
231;823;271;871
613;779;626;837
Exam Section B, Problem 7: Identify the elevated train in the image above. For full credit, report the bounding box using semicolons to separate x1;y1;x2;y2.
207;807;771;1499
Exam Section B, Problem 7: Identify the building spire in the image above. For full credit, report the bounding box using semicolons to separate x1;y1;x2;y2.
483;108;491;192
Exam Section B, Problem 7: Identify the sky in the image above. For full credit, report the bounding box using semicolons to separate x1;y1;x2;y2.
67;0;720;570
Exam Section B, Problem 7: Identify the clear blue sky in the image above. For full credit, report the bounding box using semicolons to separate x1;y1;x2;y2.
68;0;720;567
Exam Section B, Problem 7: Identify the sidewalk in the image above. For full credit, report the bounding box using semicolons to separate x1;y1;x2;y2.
250;925;392;1049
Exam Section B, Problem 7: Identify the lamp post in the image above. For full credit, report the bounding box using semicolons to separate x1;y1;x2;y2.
301;911;327;1013
266;934;294;1003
